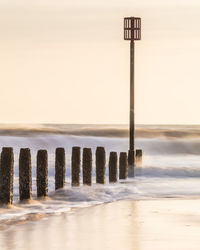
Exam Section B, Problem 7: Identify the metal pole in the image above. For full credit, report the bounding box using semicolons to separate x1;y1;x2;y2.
129;41;135;151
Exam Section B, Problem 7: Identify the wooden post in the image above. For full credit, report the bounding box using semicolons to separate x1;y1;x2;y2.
83;148;92;185
55;148;66;190
0;147;14;205
128;149;135;177
109;152;118;183
128;149;135;166
119;152;128;179
71;147;81;186
136;149;143;167
96;147;106;184
37;150;48;197
19;148;32;200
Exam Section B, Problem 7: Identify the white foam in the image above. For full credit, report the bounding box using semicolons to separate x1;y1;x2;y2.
0;125;200;226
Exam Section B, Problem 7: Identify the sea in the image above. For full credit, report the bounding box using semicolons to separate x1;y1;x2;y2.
0;124;200;229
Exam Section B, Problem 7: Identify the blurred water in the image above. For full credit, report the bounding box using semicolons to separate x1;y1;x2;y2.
1;124;200;227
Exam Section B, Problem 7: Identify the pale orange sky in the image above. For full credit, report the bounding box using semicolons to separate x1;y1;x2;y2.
0;0;200;124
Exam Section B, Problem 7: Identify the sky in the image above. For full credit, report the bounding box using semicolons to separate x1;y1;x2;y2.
0;0;200;124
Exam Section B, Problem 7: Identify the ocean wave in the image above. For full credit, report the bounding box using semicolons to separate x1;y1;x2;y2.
136;166;200;178
0;124;200;230
1;176;200;230
0;124;200;138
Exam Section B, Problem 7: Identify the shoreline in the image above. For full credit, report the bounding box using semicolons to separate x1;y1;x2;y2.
1;196;200;232
1;198;200;250
0;196;200;229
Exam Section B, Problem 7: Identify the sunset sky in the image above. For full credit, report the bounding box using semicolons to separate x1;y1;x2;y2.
0;0;199;124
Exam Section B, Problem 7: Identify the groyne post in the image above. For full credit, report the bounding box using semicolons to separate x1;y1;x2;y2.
109;152;118;183
128;149;135;177
119;152;128;179
83;148;92;185
71;147;81;186
0;147;14;205
19;148;32;200
55;148;66;190
136;149;143;167
37;150;48;197
128;149;135;166
96;147;106;184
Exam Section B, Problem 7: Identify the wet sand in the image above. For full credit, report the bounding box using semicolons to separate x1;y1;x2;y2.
0;199;200;250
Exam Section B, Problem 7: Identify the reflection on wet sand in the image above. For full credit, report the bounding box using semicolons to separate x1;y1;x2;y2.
1;199;200;250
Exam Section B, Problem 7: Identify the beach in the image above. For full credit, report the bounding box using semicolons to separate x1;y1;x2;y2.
0;124;199;249
0;198;200;250
1;0;199;247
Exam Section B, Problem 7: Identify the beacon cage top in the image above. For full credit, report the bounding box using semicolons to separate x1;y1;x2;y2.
124;17;141;41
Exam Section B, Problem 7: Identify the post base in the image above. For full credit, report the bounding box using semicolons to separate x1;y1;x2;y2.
128;150;135;177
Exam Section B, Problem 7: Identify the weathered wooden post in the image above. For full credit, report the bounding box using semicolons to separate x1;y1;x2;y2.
119;152;128;179
0;147;14;205
136;149;143;167
19;148;32;200
96;147;106;184
71;147;81;186
128;150;135;166
37;150;48;197
55;148;66;190
83;148;92;185
109;152;118;183
128;149;135;177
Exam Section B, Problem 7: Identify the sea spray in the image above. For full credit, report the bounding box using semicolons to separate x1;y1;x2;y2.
0;124;200;229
